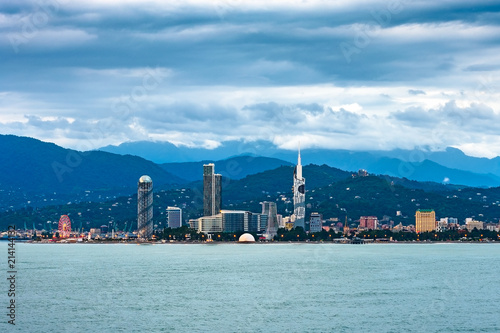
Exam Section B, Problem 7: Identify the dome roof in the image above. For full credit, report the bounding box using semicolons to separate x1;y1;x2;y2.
238;233;255;243
139;175;152;183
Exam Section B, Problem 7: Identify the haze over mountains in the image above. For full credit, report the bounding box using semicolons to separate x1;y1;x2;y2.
101;140;500;187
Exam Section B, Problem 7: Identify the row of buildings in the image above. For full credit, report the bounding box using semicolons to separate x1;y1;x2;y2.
414;209;498;232
191;163;280;239
187;150;308;239
136;149;306;239
136;150;499;240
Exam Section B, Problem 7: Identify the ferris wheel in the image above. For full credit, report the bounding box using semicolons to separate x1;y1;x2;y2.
58;215;72;238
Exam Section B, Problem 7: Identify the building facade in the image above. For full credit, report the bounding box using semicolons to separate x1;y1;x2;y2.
203;163;222;217
197;214;223;233
166;206;182;228
196;210;268;233
309;212;323;233
359;216;378;230
293;148;306;229
252;213;268;233
137;175;153;239
276;214;284;228
465;219;484;231
415;209;436;233
221;210;249;232
261;201;278;239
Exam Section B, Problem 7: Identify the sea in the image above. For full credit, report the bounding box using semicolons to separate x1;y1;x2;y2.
1;242;499;333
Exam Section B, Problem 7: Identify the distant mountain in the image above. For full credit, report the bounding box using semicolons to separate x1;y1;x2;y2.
359;157;500;188
160;156;293;182
3;133;500;217
395;147;500;176
222;164;353;205
0;135;186;198
99;140;500;187
99;140;277;163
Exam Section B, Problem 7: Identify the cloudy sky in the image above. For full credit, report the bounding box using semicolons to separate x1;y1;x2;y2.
1;0;500;157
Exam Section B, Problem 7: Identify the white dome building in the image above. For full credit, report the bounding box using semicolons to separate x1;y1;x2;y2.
238;233;256;243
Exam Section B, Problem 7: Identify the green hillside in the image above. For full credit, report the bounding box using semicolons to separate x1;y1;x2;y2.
0;135;186;209
3;167;500;231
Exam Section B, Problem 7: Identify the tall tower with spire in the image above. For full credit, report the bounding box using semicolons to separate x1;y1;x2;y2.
293;144;306;229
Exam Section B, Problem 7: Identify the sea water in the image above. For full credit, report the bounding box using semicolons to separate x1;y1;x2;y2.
1;243;499;332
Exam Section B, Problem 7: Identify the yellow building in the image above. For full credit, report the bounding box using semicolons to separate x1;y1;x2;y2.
415;209;436;233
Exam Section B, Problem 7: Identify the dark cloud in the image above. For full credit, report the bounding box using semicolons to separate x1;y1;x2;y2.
391;106;437;127
1;1;500;155
392;101;500;132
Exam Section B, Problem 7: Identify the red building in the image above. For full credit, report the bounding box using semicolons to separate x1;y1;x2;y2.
359;216;378;230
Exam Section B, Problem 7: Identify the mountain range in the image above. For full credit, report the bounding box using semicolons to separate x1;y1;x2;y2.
2;134;500;229
3;164;500;230
160;156;293;182
2;135;500;199
0;135;293;210
0;135;184;195
100;140;500;187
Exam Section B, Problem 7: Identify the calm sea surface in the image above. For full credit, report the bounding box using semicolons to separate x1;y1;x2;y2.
1;243;499;333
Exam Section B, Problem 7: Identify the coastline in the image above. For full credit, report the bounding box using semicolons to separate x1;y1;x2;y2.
15;240;499;244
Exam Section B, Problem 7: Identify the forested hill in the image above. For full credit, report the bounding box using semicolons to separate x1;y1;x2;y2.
0;134;186;196
3;171;500;231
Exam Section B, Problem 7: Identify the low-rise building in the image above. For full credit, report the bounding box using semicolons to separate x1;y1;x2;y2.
465;219;484;231
485;223;499;232
309;212;323;233
197;215;223;233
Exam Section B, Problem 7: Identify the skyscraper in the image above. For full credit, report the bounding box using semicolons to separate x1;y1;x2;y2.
203;163;222;216
293;147;306;229
166;206;182;228
137;175;153;239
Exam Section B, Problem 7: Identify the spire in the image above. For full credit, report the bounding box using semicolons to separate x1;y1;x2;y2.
296;142;302;180
298;141;301;166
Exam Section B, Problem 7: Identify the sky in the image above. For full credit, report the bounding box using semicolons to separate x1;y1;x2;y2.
1;0;500;157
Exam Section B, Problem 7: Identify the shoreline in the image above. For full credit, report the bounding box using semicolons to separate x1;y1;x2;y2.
11;240;499;245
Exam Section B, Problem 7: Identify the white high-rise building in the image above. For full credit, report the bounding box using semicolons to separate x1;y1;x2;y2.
293;146;306;229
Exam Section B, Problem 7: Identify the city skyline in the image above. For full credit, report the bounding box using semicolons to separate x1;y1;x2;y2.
2;2;499;331
2;155;499;239
1;1;500;157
